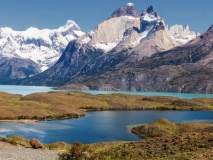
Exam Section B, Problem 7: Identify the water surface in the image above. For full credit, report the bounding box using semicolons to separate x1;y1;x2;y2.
1;85;213;99
0;85;52;95
84;90;213;99
0;111;212;144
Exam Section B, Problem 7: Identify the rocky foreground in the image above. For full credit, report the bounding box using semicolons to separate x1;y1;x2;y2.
0;141;59;160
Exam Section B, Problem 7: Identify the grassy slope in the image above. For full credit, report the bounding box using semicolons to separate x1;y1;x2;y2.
0;91;213;120
79;132;213;160
0;92;85;120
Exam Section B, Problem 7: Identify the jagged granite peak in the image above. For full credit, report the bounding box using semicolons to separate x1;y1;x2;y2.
0;20;84;71
169;24;200;44
141;5;155;16
140;6;162;33
147;5;154;13
109;2;140;19
78;3;140;52
81;4;169;54
141;5;159;18
113;6;178;61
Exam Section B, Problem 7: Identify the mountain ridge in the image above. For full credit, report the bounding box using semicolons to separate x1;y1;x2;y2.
66;24;213;93
1;3;208;94
0;20;84;71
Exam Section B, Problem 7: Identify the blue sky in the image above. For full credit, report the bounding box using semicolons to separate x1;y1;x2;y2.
0;0;212;33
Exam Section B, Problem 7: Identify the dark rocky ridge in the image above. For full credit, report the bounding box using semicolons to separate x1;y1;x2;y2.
19;41;105;86
141;5;157;16
109;3;140;19
0;57;40;84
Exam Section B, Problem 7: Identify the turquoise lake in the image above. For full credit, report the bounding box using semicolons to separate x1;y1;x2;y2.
0;85;212;144
1;85;213;99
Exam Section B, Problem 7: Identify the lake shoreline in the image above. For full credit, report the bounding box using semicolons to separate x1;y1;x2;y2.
1;85;213;99
0;120;38;124
0;108;212;124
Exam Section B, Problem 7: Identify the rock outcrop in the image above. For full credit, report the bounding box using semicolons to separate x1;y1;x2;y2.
109;3;140;18
30;138;43;149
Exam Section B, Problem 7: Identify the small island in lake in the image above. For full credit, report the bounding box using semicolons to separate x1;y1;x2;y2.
131;118;213;137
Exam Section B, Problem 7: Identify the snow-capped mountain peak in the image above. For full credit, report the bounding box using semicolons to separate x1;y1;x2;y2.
126;2;134;7
65;20;77;27
0;20;84;71
57;20;84;35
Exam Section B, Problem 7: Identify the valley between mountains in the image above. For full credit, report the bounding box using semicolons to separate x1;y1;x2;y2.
1;3;211;94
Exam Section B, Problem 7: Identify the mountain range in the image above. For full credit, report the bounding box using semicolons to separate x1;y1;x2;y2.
1;3;212;93
0;20;84;83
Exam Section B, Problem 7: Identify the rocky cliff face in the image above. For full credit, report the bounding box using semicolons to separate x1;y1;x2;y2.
109;2;140;18
126;6;177;60
78;3;140;53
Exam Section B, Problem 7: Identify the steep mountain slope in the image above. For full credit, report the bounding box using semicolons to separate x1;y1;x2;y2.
71;24;213;93
0;20;84;71
0;57;40;84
